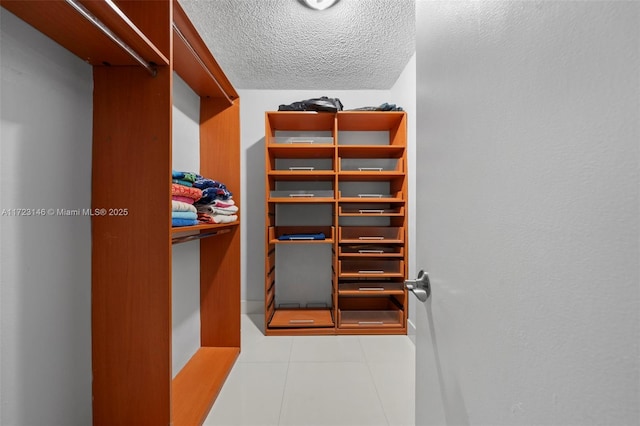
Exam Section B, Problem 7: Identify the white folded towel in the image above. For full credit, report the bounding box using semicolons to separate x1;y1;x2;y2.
172;200;197;213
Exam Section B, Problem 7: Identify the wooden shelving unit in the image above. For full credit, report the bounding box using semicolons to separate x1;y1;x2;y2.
2;1;241;424
264;111;408;336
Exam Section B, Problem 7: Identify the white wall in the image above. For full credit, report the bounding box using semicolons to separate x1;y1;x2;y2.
416;1;639;424
238;87;417;312
0;9;92;426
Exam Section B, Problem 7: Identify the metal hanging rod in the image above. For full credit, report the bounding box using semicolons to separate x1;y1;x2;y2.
65;0;157;77
172;228;231;245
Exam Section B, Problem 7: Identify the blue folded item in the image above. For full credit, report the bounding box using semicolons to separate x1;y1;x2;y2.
171;211;197;220
195;187;233;204
193;178;232;200
277;233;326;241
172;218;198;227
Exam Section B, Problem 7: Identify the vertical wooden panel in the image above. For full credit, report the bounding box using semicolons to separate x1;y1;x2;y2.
92;66;172;425
200;99;241;347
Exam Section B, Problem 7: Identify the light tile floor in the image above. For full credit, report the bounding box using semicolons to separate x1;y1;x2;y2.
203;314;416;426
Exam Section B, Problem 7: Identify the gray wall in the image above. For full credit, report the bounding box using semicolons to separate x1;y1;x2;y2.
0;9;92;426
416;1;639;424
171;74;202;377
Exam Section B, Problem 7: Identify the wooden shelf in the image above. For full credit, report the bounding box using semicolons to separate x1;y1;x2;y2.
267;145;335;158
338;205;405;217
2;0;169;68
2;1;242;423
265;111;407;336
338;171;405;181
268;170;335;181
171;222;239;244
269;308;334;328
337;145;405;157
172;347;240;426
268;196;335;203
338;282;405;296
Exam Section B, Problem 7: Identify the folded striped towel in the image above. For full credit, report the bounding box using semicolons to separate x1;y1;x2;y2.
196;204;238;215
172;200;197;213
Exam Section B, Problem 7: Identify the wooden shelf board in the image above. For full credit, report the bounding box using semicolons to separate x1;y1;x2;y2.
267;145;335;157
336;327;407;335
172;346;240;426
268;171;335;181
271;239;335;244
266;327;336;336
339;212;404;217
337;145;405;158
268;197;336;203
171;222;239;244
339;272;405;279
339;239;404;244
339;197;404;203
2;0;169;67
338;252;403;258
268;308;334;328
338;172;405;181
339;290;405;296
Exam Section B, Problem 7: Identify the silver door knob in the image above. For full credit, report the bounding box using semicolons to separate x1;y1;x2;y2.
405;270;430;302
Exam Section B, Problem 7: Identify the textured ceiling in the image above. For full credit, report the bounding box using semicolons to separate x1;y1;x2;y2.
178;0;415;90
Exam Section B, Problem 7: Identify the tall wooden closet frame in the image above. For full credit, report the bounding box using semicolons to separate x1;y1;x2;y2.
2;1;241;424
264;111;408;336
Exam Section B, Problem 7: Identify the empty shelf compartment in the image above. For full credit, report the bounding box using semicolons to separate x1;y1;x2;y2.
274;158;334;171
269;226;334;243
339;227;404;243
339;310;403;328
338;297;404;328
338;259;404;277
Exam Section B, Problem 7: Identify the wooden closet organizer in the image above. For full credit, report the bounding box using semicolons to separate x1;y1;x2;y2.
2;1;241;424
265;111;408;336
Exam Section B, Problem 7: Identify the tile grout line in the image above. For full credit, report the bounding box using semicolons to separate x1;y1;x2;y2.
358;336;392;426
276;333;295;425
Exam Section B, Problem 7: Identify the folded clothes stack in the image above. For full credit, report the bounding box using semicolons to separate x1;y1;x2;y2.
171;170;201;227
171;170;238;226
196;199;238;224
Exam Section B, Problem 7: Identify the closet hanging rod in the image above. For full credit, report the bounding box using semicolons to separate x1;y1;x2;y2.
172;228;231;244
64;0;158;77
172;23;232;103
